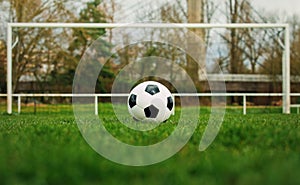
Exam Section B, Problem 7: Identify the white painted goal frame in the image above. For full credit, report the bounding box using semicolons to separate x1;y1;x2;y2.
6;23;291;114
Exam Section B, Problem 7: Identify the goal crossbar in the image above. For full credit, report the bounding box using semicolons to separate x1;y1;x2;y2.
8;22;289;28
6;23;291;114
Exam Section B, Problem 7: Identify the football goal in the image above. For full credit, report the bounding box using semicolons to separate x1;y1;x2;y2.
5;23;291;114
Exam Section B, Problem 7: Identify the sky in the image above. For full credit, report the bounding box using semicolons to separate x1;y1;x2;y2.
246;0;300;17
2;0;300;39
110;0;300;23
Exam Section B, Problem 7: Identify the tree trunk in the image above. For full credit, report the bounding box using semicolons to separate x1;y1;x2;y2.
187;0;206;91
229;0;239;74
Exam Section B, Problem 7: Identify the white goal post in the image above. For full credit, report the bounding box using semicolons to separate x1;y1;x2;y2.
6;23;291;114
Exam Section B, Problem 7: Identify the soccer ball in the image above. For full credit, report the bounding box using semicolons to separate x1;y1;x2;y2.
127;81;175;123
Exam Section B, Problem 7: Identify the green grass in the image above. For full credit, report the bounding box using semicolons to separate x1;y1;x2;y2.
0;104;300;185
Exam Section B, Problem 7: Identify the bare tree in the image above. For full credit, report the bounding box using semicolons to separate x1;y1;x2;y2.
257;13;300;77
289;15;300;76
227;0;243;73
218;0;272;74
99;0;120;42
7;0;76;92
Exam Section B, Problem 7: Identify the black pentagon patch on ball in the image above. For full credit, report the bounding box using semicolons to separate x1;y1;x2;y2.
144;105;159;118
167;96;173;111
145;85;160;95
128;94;137;108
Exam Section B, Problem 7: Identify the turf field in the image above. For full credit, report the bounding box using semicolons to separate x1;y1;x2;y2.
0;104;300;185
